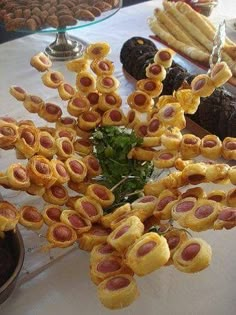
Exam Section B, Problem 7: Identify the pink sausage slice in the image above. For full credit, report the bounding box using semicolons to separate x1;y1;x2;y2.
110;110;122;122
97;259;121;273
99;243;114;254
53;225;72;242
51;185;66;198
176;200;195;213
114;225;129;239
137;241;156;257
81;201;97;217
225;142;236;150
167;235;180;250
203;140;216;148
93;186;109;200
21;130;35;145
218;208;236;221
156;196;176;211
62;141;73;154
40;136;53;148
181;243;200;261
0;208;16;219
69;160;84;174
35;162;50;174
14;167;27;181
195;205;213;219
46;207;61;222
139;196;156;203
106;276;130;291
23;208;42;222
56;163;68;177
68;214;86;228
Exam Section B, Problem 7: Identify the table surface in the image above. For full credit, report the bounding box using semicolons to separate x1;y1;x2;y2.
0;1;236;314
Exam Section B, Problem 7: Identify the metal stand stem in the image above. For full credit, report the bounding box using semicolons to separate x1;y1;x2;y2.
45;31;88;61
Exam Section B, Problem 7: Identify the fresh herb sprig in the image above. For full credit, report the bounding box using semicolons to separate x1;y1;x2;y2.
92;126;154;212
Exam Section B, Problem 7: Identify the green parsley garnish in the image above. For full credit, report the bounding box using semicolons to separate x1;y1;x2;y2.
92;126;154;212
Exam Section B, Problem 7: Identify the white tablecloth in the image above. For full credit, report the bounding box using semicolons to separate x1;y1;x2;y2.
0;1;236;315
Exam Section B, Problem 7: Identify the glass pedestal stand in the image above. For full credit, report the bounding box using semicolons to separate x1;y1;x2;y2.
45;31;88;61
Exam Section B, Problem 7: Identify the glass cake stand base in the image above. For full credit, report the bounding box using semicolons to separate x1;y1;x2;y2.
45;31;88;61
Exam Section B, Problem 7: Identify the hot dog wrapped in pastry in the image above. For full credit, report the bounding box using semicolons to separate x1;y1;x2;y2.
19;205;44;230
207;190;226;204
38;131;57;159
210;62;232;88
64;157;87;183
200;135;222;160
154;189;179;220
74;196;103;223
146;62;166;81
38;103;62;123
76;71;96;93
55;137;74;161
60;210;92;235
181;163;207;185
57;82;76;100
23;94;44;114
46;222;77;249
86;184;115;209
147;117;165;137
90;58;115;76
102;108;127;127
107;216;144;252
161;127;182;151
0;121;18;150
100;203;131;229
2;164;30;190
67;95;90;117
43;184;69;206
153;48;175;68
125;232;170;276
96;75;120;94
98;92;122;112
82;155;102;178
0;201;20;232
222;137;236;160
180;134;201;160
136;78;163;98
164;229;189;265
50;159;70;185
157;102;186;130
171;197;198;227
42;205;62;226
15;124;39;158
30;52;52;72
127;91;154;113
78;111;102;130
97;274;139;310
85;42;111;60
131;195;158;221
191;74;215;97
41;71;64;89
184;199;220;231
214;207;236;230
153;149;179;169
173;238;212;273
9;86;27;101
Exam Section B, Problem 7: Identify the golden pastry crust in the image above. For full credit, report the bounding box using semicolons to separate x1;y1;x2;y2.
130;196;158;222
42;205;62;226
23;94;44;114
102;108;127;126
78;224;111;251
86;184;115;209
157;95;177;108
181;187;206;200
174;89;200;114
38;131;57;159
19;205;44;230
15;124;39;158
98;92;122;112
9;86;27;101
5;163;30;190
125;232;170;276
207;190;226;203
153;189;179;220
78;110;102;130
100;203;131;228
73;138;93;156
86;91;100;107
41;71;64;89
90;243;120;264
26;183;46;196
90;58;115;76
74;196;103;223
164;229;189;265
46;222;77;248
210;62;232;88
214;207;236;230
64;157;87;183
226;188;236;207
0;121;18;149
174;158;193;171
81;155;102;178
126;109;141;129
153;149;179;169
184;199;220;231
161;127;182;151
136;79;163;98
57;82;76;100
68;177;95;195
173;238;212;273
43;184;69;206
0;201;20;232
50;159;70;185
85;42;111;60
147;117;165;137
145;62;167;81
171;197;197;227
191;74;215;97
228;166;236;185
127;147;156;161
55;137;74;161
27;155;56;188
127;90;154;113
141;136;161;147
96;75;120;93
200;135;222;160
67;94;90;117
157;103;186;130
153;48;175;68
133;122;149;137
90;255;132;285
30;52;52;72
107;216;144;253
205;163;230;184
38;102;62;123
180;134;201;159
181;163;207;185
54;128;77;143
60;210;92;235
56;117;77;130
97;274;138;310
76;71;96;93
222;137;236;160
66;57;89;73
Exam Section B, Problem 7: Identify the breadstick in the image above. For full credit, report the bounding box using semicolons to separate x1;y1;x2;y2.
149;18;210;64
154;8;198;47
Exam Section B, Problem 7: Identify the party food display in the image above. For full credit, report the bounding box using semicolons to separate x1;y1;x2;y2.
0;38;236;310
0;0;120;31
120;36;236;140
